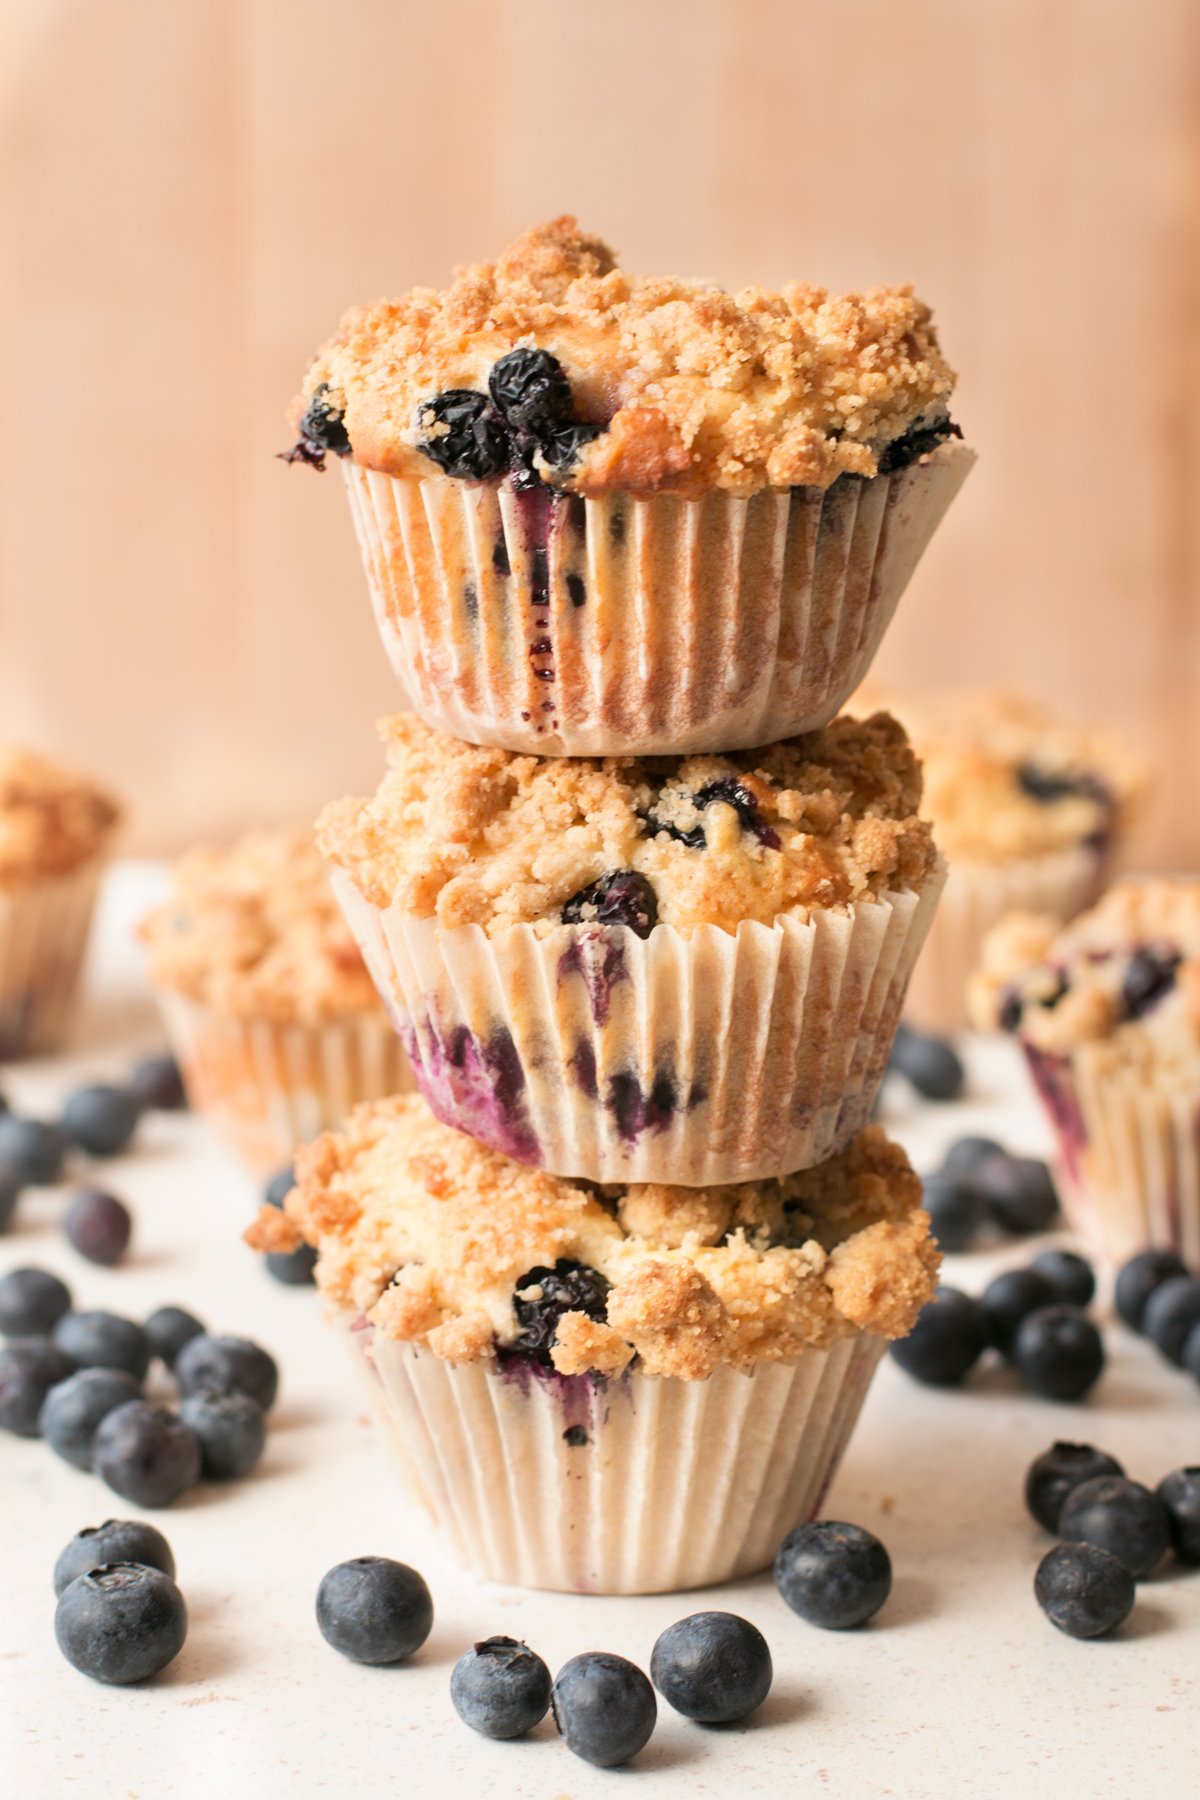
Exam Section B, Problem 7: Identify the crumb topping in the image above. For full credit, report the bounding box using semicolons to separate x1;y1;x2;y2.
141;830;387;1026
317;711;937;935
247;1095;938;1378
0;747;120;888
295;216;959;496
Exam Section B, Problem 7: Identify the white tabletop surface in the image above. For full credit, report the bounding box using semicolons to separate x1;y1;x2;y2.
2;865;1197;1800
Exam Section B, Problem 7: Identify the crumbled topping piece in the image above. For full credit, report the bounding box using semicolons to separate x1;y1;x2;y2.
0;747;120;888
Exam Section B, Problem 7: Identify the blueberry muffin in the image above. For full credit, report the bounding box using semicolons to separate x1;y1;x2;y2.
287;216;974;756
0;747;121;1057
318;709;944;1184
972;880;1200;1262
141;830;412;1173
249;1092;938;1592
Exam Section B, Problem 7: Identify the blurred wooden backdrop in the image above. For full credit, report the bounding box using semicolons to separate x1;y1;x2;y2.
1;0;1198;861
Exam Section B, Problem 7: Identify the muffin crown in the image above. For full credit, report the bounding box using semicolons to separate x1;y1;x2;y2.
0;747;121;888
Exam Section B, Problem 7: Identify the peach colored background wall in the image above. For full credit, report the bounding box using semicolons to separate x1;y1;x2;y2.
2;0;1198;860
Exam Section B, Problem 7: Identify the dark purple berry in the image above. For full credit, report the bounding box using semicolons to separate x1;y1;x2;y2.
488;348;572;431
511;1261;611;1366
0;1265;72;1336
143;1306;205;1369
316;1557;433;1664
55;1562;187;1684
0;1159;21;1233
1015;764;1113;810
451;1636;552;1739
536;419;602;474
981;1267;1058;1356
1031;1249;1095;1309
126;1054;187;1112
942;1135;1006;1175
53;1519;176;1596
644;777;780;852
1115;1248;1189;1332
53;1311;151;1381
175;1333;278;1411
1121;946;1181;1020
39;1368;142;1469
650;1612;772;1723
266;1244;318;1286
876;416;962;474
263;1165;295;1209
921;1170;984;1253
889;1024;964;1101
0;1336;76;1436
1035;1542;1134;1639
415;389;509;480
0;1114;69;1184
889;1286;988;1386
551;1652;657;1768
1060;1476;1170;1578
1157;1468;1200;1564
1025;1442;1125;1533
61;1084;139;1157
92;1401;202;1508
1012;1305;1105;1401
974;1153;1059;1234
179;1388;267;1480
1143;1276;1200;1365
280;382;351;470
561;870;658;938
774;1520;892;1629
64;1190;133;1266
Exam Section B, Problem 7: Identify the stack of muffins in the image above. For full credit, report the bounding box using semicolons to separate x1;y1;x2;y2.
252;218;975;1593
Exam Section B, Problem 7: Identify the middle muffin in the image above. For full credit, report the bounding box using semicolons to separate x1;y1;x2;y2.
319;708;944;1185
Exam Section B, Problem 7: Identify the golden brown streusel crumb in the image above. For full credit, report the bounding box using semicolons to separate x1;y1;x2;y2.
140;829;386;1026
0;747;120;888
255;1094;938;1378
317;711;937;935
297;216;958;495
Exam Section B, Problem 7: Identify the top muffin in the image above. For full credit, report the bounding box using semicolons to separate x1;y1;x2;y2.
0;748;121;890
289;216;961;496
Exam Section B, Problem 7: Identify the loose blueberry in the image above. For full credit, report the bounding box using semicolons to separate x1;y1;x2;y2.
1030;1249;1096;1309
889;1024;964;1101
981;1267;1059;1357
0;1115;69;1184
55;1563;187;1684
1181;1322;1200;1385
143;1306;205;1369
53;1311;151;1381
179;1388;266;1479
774;1520;892;1629
450;1635;552;1739
650;1611;772;1723
92;1401;202;1508
921;1171;985;1253
175;1333;278;1411
1142;1276;1200;1366
1114;1248;1190;1332
889;1286;989;1386
941;1135;1006;1175
1156;1468;1200;1564
39;1367;142;1469
61;1085;140;1157
488;348;572;432
266;1245;318;1286
263;1165;295;1209
551;1652;657;1768
511;1260;611;1365
53;1519;176;1596
560;870;658;938
1034;1542;1135;1639
1121;946;1181;1020
315;1556;433;1664
0;1336;76;1435
126;1053;187;1112
0;1159;21;1232
1024;1442;1125;1533
1012;1305;1105;1401
974;1154;1059;1235
63;1189;133;1266
1060;1475;1170;1578
0;1265;72;1336
415;389;509;480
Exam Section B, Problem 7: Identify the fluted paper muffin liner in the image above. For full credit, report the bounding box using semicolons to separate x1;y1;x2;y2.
1023;1042;1200;1266
341;441;974;757
332;860;945;1184
155;991;414;1175
345;1312;884;1594
905;842;1109;1035
0;862;105;1058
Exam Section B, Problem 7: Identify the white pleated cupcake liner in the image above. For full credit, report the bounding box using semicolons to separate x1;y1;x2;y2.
1023;1041;1200;1266
904;841;1110;1035
345;1312;884;1594
332;860;945;1184
0;861;104;1058
155;990;414;1175
341;441;974;756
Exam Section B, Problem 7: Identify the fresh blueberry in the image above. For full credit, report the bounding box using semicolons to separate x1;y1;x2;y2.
649;1612;772;1723
126;1053;187;1112
551;1652;657;1768
61;1085;140;1157
0;1265;72;1336
1031;1249;1096;1309
974;1154;1059;1235
175;1333;279;1411
0;1336;76;1435
415;389;509;480
1024;1442;1125;1533
1156;1468;1200;1564
889;1024;964;1101
941;1135;1006;1175
143;1306;205;1369
1060;1475;1170;1577
0;1159;21;1232
511;1261;611;1365
54;1311;151;1381
53;1519;176;1596
1142;1276;1200;1365
889;1286;988;1386
92;1401;201;1507
981;1268;1059;1357
55;1563;187;1684
1181;1322;1200;1385
315;1556;433;1664
488;348;573;431
266;1245;318;1286
1114;1248;1189;1332
179;1388;266;1480
263;1165;295;1209
1121;947;1181;1020
39;1368;142;1469
1034;1543;1135;1639
560;870;658;938
1012;1305;1105;1401
774;1520;892;1629
63;1189;133;1266
921;1171;984;1253
0;1115;69;1184
450;1635;552;1739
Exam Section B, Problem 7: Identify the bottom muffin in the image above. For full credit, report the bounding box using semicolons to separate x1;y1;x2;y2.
248;1095;939;1593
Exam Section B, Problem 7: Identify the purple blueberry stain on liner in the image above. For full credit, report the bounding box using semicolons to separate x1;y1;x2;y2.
1023;1044;1089;1185
402;1020;540;1165
557;933;631;1028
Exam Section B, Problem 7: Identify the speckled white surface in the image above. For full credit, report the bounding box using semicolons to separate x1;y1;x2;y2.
2;866;1197;1800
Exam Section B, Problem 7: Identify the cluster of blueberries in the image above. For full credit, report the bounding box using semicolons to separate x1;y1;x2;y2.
919;1133;1061;1252
0;1265;276;1501
1114;1245;1200;1379
1027;1441;1200;1639
259;1164;318;1285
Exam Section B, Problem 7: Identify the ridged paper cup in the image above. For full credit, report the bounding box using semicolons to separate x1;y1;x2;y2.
345;1312;884;1594
905;842;1110;1035
341;441;974;756
0;861;105;1058
332;860;945;1185
155;991;414;1175
1023;1042;1200;1266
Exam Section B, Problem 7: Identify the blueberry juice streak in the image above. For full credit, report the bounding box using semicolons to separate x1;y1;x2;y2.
1023;1043;1088;1187
401;1018;540;1165
505;486;588;737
